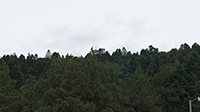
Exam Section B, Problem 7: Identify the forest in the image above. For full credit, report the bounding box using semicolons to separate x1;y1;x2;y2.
1;43;200;112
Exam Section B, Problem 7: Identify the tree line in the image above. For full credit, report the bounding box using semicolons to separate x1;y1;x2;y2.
1;43;200;111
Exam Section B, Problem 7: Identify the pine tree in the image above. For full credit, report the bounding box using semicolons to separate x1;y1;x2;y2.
14;76;37;112
152;62;188;111
0;60;16;111
123;66;161;111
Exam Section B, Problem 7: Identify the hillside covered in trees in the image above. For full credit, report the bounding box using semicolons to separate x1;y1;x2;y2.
1;43;200;112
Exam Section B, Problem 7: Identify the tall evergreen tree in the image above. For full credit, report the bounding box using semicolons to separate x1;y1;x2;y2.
0;60;16;111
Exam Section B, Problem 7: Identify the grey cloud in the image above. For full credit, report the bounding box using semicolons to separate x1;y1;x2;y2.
33;24;110;56
21;15;150;57
102;14;149;52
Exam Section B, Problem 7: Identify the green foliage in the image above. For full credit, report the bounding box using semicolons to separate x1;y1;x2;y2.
152;62;189;112
1;43;200;111
0;60;16;111
124;66;161;111
14;76;37;112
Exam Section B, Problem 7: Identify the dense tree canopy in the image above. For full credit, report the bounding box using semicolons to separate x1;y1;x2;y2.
1;43;200;111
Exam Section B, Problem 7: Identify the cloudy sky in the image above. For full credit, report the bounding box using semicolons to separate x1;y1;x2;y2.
0;0;200;57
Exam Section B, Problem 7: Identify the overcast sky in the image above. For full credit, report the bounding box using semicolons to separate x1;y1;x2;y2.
0;0;200;57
